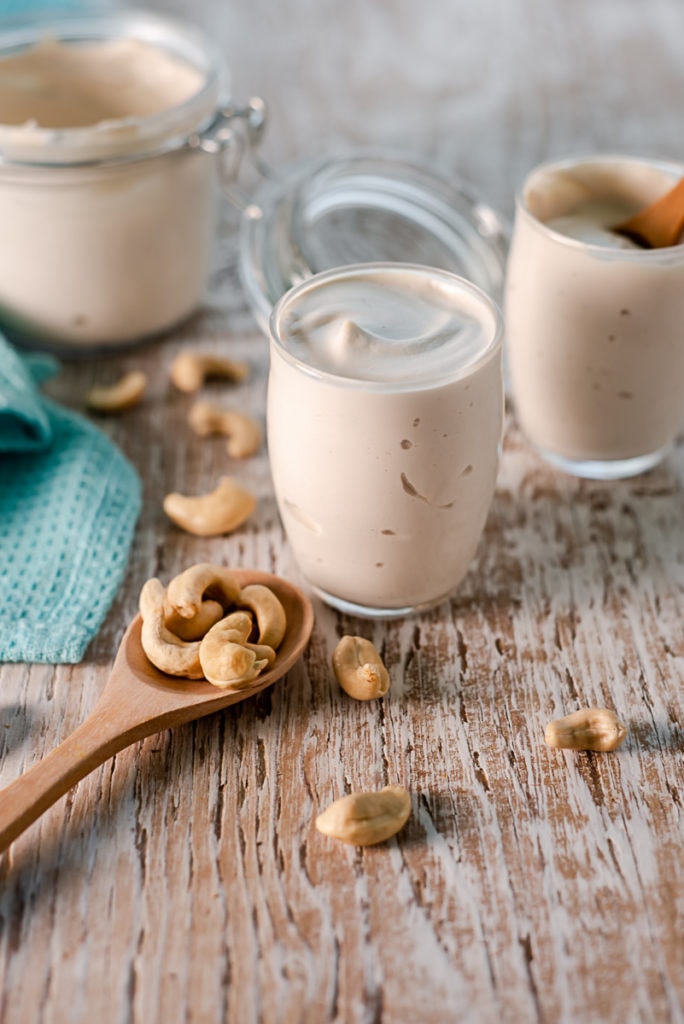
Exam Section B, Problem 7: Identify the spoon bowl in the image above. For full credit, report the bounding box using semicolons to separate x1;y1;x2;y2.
0;569;314;854
613;175;684;249
120;570;314;721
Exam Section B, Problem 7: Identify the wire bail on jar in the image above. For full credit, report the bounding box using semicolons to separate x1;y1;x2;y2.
189;96;269;211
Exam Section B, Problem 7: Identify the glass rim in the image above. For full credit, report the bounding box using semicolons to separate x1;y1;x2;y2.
0;7;225;167
239;148;510;334
269;261;504;393
515;152;684;259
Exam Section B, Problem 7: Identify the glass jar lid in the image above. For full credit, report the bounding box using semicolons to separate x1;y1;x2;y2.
239;151;508;332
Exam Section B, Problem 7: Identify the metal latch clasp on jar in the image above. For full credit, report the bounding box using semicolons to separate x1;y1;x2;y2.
188;97;270;211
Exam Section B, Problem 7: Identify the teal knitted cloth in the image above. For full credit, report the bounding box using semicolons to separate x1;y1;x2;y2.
0;335;141;663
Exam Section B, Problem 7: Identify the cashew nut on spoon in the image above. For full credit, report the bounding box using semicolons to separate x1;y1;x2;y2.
165;563;242;619
237;583;287;650
199;612;275;689
163;599;224;641
138;578;204;678
143;567;285;689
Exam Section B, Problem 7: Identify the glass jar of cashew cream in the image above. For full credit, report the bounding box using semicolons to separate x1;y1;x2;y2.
267;262;504;618
0;9;253;350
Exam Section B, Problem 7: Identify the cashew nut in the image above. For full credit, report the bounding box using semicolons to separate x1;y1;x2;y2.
138;578;204;678
237;584;287;650
207;610;253;643
163;477;256;536
315;786;411;846
245;642;277;666
188;400;262;459
199;613;270;689
170;351;249;393
332;635;390;701
166;563;242;620
163;598;224;641
85;370;147;413
545;708;628;752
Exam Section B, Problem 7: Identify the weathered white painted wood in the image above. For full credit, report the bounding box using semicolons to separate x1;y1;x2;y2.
2;1;684;1022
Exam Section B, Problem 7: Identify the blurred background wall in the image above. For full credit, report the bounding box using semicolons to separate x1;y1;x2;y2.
147;0;684;217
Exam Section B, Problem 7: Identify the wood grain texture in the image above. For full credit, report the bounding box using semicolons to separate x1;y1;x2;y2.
2;1;684;1022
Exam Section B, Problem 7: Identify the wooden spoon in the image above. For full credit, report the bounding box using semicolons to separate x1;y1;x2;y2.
0;570;314;854
613;176;684;248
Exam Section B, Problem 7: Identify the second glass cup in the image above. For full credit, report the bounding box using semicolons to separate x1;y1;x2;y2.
267;263;504;618
505;154;684;479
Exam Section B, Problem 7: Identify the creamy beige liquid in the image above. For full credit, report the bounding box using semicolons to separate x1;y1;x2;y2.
268;265;503;613
546;199;641;249
0;38;203;129
0;36;214;347
505;157;684;471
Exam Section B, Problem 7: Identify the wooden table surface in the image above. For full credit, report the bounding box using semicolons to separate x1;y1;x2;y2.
2;1;684;1022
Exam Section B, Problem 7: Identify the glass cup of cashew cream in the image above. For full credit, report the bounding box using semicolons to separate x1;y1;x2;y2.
267;262;504;618
505;154;684;479
0;9;243;350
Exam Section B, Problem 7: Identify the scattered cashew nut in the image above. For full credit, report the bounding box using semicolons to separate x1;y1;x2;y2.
188;400;262;459
163;477;256;536
166;563;242;620
171;351;249;393
199;612;271;689
138;578;204;678
545;708;628;752
237;584;287;650
163;598;224;642
85;370;147;413
315;786;411;846
332;635;390;701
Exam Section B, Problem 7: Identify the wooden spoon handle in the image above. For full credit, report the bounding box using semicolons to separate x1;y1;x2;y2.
0;703;151;854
